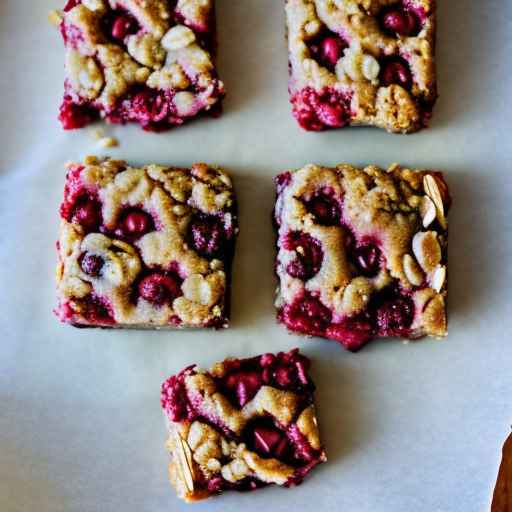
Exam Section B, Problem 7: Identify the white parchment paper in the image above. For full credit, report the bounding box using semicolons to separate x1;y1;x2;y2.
1;1;512;511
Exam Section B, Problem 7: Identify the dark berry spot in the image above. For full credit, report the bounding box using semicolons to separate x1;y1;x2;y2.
188;215;226;258
80;253;104;277
102;10;140;41
354;243;383;277
139;273;182;306
282;295;332;337
283;231;323;281
253;424;289;458
308;32;347;71
381;58;413;90
381;7;419;37
80;295;114;325
121;209;154;236
72;198;101;230
376;296;414;336
111;14;138;40
304;194;341;226
225;371;262;407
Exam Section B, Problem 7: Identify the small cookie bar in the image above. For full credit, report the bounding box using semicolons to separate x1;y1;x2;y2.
274;163;450;351
285;0;437;133
492;433;512;511
160;349;326;502
55;157;238;329
56;0;224;131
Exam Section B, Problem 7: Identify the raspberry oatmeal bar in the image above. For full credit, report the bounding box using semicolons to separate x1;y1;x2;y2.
57;0;224;131
285;0;437;133
55;157;238;328
274;163;450;351
160;349;326;502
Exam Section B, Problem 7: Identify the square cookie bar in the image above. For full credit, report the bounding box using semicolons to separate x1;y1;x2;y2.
57;0;224;131
274;163;450;351
55;157;238;328
160;349;326;502
285;0;437;133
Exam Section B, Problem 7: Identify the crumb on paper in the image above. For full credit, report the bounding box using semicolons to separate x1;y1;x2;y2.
98;137;119;149
48;10;63;27
92;128;105;141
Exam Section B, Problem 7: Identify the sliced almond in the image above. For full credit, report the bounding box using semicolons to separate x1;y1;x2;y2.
430;265;447;292
412;231;442;273
419;195;436;228
403;254;424;286
423;174;447;229
172;430;195;493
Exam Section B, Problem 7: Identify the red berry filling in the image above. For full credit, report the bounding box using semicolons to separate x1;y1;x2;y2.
380;5;421;37
79;253;104;277
160;370;192;422
308;31;348;71
138;273;182;306
70;197;102;231
59;97;97;129
103;10;140;42
188;214;226;258
380;57;413;90
118;208;155;237
280;295;332;338
353;242;383;277
280;285;416;349
304;192;342;226
224;371;263;407
292;87;352;131
247;420;290;459
75;294;115;325
326;316;373;352
63;0;81;12
375;295;414;337
283;231;323;281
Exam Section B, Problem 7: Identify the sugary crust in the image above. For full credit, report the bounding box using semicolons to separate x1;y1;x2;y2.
274;163;449;345
161;350;326;502
58;0;224;128
55;156;238;329
286;0;437;133
492;433;512;512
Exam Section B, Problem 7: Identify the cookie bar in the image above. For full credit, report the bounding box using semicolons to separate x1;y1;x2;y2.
285;0;437;133
492;433;512;511
160;349;326;502
57;0;224;131
274;163;450;351
55;157;238;328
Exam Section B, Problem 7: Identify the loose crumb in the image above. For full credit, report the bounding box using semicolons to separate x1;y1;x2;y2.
98;137;119;149
92;128;105;141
